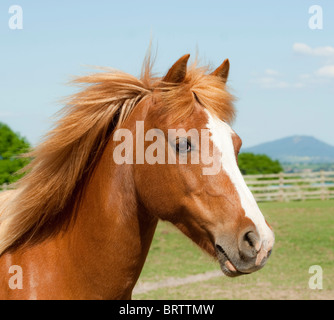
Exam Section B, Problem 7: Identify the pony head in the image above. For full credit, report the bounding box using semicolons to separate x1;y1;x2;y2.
131;55;275;276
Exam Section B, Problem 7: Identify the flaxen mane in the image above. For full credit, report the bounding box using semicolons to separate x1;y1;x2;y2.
0;56;235;255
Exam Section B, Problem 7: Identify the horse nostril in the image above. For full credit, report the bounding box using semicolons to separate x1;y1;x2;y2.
239;230;260;260
244;232;254;248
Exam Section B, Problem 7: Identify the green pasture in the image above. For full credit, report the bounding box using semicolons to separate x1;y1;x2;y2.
133;200;334;300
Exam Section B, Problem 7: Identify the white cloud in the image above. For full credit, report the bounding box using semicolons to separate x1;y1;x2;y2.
252;70;291;89
264;69;280;76
252;76;303;89
316;65;334;77
293;43;334;57
299;73;311;80
251;44;334;89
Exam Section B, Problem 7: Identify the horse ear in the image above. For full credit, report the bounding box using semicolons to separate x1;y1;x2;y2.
163;54;190;83
211;59;230;83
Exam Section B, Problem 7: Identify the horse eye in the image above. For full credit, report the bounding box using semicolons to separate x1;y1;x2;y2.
176;138;191;153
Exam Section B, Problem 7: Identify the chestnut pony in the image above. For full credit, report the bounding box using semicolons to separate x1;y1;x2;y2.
0;54;274;299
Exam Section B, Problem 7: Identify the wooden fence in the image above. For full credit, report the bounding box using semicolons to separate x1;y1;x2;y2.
244;171;334;202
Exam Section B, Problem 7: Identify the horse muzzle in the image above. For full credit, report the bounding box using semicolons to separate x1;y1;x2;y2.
215;226;274;277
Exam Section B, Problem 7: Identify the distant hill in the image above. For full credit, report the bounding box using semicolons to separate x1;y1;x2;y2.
242;136;334;163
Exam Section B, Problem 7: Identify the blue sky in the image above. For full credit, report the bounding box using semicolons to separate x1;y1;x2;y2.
0;0;333;148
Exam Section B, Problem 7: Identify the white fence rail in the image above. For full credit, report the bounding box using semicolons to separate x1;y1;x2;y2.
244;171;334;202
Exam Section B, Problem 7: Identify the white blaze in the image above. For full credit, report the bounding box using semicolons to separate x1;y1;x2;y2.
205;111;274;249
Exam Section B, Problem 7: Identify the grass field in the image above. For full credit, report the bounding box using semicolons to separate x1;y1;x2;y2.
133;200;334;300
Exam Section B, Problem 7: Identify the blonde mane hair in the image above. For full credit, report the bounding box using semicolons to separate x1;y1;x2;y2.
0;56;235;255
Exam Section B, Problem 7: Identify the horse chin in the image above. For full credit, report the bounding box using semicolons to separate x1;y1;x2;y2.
215;246;247;278
196;240;244;277
219;260;245;278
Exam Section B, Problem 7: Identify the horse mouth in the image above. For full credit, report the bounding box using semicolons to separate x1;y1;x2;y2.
215;244;247;277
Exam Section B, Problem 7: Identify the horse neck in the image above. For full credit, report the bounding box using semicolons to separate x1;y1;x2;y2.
65;138;158;299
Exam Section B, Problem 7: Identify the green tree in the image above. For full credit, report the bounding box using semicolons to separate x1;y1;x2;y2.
238;152;283;175
0;122;30;186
